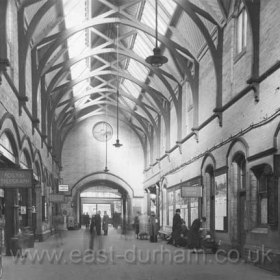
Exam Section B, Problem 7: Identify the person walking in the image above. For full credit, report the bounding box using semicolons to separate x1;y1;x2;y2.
134;212;140;239
102;211;109;235
85;212;90;229
89;214;96;250
95;211;102;236
149;211;158;243
172;209;182;247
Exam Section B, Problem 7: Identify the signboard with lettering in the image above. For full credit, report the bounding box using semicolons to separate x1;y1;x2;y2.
0;169;33;188
181;185;202;197
58;184;69;192
50;194;65;203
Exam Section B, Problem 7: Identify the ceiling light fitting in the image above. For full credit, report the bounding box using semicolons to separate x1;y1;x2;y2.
113;24;123;148
145;0;168;67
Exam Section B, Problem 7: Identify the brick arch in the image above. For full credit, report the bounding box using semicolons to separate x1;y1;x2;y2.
273;121;280;149
20;135;34;167
226;137;249;161
201;152;216;174
0;112;21;154
71;172;134;199
33;150;43;182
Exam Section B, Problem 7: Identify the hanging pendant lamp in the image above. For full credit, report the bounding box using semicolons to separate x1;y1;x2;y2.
145;0;168;67
104;95;109;172
104;131;109;172
113;24;123;148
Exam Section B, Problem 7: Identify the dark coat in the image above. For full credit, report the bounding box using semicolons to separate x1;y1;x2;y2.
172;213;182;232
102;214;109;231
188;218;202;249
95;214;102;235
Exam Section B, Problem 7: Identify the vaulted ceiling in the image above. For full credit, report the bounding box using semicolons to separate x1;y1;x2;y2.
19;0;235;164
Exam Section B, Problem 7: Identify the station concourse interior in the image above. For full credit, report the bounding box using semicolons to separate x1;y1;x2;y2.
0;0;280;279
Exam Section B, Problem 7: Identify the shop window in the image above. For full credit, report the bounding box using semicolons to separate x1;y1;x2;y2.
214;173;228;231
167;191;174;226
258;174;268;225
190;198;198;223
252;164;278;229
6;1;14;80
235;2;247;57
42;196;46;221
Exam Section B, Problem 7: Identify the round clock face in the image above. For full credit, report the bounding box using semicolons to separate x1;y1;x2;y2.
92;121;113;142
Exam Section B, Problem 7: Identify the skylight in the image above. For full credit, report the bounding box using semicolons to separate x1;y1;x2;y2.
63;0;89;97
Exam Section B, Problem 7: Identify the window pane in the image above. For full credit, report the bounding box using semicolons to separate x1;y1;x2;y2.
260;197;268;224
237;14;243;53
242;10;247;49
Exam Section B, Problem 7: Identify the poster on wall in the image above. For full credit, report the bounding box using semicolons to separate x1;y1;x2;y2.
215;173;227;231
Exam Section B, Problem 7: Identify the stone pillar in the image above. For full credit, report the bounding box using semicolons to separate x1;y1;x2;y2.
27;188;32;227
35;183;42;240
122;194;127;234
5;188;19;255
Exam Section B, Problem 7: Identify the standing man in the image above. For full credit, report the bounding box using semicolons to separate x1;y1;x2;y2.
149;211;158;243
102;211;109;235
134;212;140;239
172;209;182;247
89;214;96;250
95;211;102;236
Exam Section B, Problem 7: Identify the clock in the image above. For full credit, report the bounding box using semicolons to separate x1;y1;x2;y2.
92;121;113;142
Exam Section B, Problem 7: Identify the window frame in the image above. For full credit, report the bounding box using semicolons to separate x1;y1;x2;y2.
234;3;248;61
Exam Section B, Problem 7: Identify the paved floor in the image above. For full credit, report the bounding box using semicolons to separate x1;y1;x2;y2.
2;227;280;280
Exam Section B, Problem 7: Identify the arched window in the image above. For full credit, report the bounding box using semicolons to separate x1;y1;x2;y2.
6;1;14;79
235;1;248;56
0;132;15;162
251;164;277;228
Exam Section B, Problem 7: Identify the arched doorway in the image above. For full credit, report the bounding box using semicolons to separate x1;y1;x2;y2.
232;152;247;253
205;165;215;235
71;172;134;234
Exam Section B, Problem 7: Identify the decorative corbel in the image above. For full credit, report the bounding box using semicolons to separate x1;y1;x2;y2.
18;96;29;116
0;58;10;85
32;118;40;134
213;108;223;127
191;128;199;143
41;134;47;148
156;158;161;169
165;151;171;162
176;142;182;154
247;78;260;102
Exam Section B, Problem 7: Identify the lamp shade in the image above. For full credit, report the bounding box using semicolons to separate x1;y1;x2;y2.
145;47;168;67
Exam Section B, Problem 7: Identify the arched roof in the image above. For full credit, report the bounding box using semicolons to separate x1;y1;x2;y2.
16;0;254;164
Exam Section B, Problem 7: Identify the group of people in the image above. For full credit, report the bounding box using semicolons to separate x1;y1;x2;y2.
89;211;110;250
171;208;207;249
134;211;158;242
89;211;109;236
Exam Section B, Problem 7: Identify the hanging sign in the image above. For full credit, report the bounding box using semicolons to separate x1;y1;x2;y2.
181;185;202;197
58;185;69;192
0;169;33;188
20;206;27;214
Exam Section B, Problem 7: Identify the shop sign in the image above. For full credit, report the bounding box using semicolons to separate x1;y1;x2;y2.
20;206;27;214
58;184;69;192
181;185;202;197
0;169;33;188
50;194;65;203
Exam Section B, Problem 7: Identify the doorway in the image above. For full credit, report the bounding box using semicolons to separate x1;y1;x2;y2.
232;153;247;254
